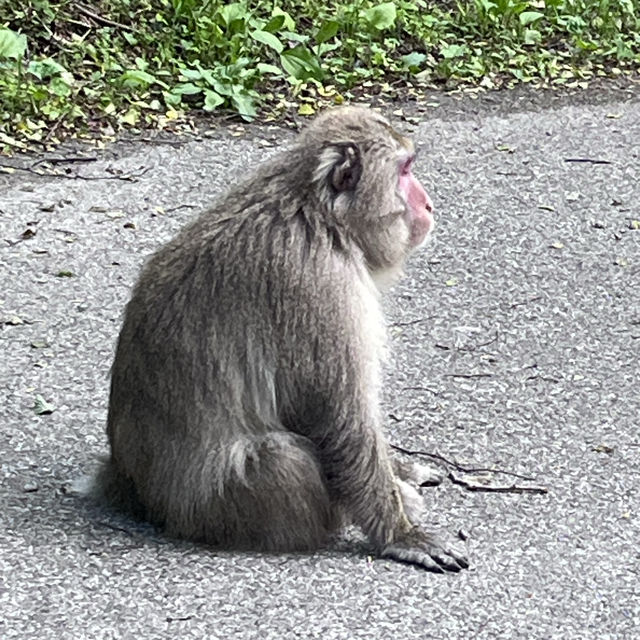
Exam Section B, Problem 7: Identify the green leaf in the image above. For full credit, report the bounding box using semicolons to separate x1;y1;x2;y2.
49;76;72;97
207;78;233;96
257;63;283;76
250;30;284;53
298;103;315;115
180;68;203;81
519;11;545;26
0;28;27;60
28;58;68;80
280;31;309;44
524;28;542;45
218;3;248;29
164;91;181;108
197;68;219;89
440;44;466;59
120;69;157;88
280;46;323;81
316;20;340;44
363;2;397;31
231;93;257;121
477;0;497;13
172;83;202;96
401;52;426;70
203;90;224;111
33;394;55;415
123;32;137;46
134;57;149;71
119;109;140;126
271;8;295;31
263;14;285;33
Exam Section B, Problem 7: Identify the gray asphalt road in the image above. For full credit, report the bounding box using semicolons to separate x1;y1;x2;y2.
1;84;639;639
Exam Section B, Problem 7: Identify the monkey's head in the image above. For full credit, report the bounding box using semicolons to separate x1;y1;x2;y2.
301;106;434;281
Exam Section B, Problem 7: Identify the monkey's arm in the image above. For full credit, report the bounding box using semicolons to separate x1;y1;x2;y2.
302;378;466;572
282;271;467;572
314;397;467;572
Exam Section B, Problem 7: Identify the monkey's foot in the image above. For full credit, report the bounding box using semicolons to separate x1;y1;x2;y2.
382;527;469;573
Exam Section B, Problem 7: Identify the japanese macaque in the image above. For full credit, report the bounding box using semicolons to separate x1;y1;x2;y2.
98;106;468;572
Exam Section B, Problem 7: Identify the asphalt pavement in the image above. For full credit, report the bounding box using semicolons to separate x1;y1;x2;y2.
1;82;639;639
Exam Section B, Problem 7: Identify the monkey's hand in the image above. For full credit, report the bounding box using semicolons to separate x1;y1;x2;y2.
399;460;444;487
382;526;469;573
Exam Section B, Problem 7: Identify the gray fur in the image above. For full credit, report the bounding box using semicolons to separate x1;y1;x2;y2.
98;106;468;571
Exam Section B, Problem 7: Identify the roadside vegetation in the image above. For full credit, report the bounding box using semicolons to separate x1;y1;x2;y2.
1;0;639;147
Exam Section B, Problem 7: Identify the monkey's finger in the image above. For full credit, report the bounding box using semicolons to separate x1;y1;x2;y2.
382;544;445;573
446;544;470;569
428;547;468;572
453;552;469;570
412;536;470;572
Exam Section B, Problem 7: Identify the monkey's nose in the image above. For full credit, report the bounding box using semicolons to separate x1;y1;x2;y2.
424;193;434;213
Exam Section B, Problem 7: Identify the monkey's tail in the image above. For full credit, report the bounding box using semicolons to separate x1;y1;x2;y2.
71;456;146;519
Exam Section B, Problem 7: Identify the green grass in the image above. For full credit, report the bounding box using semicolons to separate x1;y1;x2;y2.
0;0;638;147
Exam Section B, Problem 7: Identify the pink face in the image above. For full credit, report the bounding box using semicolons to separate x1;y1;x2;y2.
398;155;434;248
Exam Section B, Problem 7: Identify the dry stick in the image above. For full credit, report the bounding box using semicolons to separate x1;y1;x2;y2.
445;372;493;379
97;521;134;536
76;167;150;182
526;375;560;383
31;156;98;167
166;616;194;623
42;112;68;144
459;332;499;351
448;472;548;495
74;3;135;32
390;316;436;327
119;137;188;146
164;204;198;213
402;386;439;395
6;165;150;182
390;443;543;487
510;295;543;309
564;157;613;165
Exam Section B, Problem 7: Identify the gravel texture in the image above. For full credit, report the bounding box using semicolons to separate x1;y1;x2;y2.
1;84;639;639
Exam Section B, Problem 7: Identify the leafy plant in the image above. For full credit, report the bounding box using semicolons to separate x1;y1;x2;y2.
1;0;638;147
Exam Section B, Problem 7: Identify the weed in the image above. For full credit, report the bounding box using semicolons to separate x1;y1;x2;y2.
1;0;638;146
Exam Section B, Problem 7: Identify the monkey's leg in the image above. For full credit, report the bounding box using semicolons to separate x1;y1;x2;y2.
201;432;340;552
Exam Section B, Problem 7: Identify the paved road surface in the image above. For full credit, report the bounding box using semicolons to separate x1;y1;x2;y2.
1;84;639;639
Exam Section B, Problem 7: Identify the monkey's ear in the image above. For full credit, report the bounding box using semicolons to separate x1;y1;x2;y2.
316;143;362;194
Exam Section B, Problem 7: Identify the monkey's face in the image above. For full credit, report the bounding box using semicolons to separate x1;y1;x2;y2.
306;106;435;278
396;151;434;249
354;144;434;279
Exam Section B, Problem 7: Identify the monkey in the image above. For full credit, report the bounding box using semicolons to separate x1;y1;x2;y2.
97;106;468;573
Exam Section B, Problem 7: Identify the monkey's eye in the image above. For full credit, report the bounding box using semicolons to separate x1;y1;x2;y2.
399;155;415;176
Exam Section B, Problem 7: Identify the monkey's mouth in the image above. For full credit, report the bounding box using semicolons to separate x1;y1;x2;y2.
411;209;434;249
